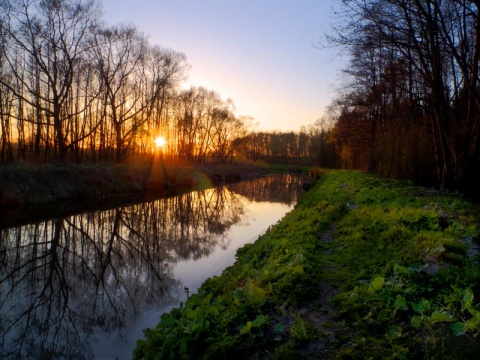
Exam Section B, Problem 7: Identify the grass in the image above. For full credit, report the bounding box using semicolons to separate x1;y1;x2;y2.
0;161;287;206
132;170;480;359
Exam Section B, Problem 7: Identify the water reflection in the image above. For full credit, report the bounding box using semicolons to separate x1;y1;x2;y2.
0;174;305;359
232;173;304;205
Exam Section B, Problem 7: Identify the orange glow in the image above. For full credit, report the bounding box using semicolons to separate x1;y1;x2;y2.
155;136;166;147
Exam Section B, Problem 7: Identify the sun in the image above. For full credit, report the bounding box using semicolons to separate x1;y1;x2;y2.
155;136;166;147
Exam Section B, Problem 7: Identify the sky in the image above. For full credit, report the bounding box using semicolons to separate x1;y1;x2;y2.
100;0;346;132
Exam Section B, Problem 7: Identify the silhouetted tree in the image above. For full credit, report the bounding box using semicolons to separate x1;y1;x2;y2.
328;0;480;191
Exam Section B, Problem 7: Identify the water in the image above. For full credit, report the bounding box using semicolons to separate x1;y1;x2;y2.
0;174;306;359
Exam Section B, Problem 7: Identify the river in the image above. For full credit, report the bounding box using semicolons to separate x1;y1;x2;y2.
0;173;307;359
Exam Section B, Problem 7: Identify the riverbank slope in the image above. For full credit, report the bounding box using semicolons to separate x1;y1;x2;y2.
0;162;288;206
1;162;303;229
134;170;480;359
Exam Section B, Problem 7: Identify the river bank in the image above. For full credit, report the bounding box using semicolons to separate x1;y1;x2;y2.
0;161;286;206
0;161;304;229
134;170;480;359
0;173;307;359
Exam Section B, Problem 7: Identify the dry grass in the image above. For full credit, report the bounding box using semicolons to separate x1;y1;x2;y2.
0;161;277;206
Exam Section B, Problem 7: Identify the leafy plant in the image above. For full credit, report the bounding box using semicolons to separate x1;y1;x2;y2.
133;170;480;359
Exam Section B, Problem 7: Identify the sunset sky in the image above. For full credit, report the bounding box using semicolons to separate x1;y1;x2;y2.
101;0;346;132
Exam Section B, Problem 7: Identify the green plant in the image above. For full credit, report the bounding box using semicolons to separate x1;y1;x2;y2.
133;170;480;359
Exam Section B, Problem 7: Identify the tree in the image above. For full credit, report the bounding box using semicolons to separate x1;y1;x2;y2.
329;0;480;190
0;0;100;161
91;25;149;163
141;46;188;159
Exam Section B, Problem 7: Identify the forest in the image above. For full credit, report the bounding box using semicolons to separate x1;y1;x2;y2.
328;0;480;194
0;0;332;167
1;0;480;195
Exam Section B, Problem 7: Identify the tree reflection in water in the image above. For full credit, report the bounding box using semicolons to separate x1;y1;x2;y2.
0;174;306;359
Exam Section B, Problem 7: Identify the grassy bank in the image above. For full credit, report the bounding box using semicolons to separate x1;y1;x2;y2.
133;170;480;359
0;161;286;206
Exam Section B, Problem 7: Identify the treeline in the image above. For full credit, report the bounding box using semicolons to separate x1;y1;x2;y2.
325;0;480;193
0;0;251;164
238;120;337;167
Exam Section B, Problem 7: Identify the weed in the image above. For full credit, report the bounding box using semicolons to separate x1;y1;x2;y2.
133;170;480;359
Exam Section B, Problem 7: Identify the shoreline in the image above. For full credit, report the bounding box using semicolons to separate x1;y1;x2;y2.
0;162;278;206
0;162;307;228
133;170;480;359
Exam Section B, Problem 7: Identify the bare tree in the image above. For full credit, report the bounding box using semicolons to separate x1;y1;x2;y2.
90;24;149;162
0;0;100;161
328;0;480;189
142;46;188;158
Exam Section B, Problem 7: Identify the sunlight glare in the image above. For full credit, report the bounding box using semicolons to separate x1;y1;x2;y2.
155;136;166;147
